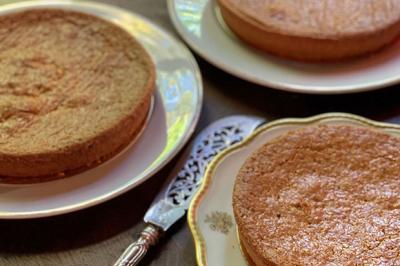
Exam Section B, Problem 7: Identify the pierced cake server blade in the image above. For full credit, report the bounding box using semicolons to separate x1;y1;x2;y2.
114;115;265;266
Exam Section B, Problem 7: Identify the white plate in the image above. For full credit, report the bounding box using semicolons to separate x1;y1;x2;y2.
168;0;400;94
0;0;202;219
188;113;400;266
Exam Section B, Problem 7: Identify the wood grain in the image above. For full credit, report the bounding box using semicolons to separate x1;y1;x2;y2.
2;0;400;265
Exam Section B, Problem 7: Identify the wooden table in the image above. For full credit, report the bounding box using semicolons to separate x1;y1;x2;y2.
2;0;400;265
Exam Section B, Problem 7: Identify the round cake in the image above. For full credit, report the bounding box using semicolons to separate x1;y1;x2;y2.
0;9;155;183
218;0;400;61
233;125;400;265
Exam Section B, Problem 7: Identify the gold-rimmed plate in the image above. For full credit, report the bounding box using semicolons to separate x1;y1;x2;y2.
188;113;400;266
0;0;202;219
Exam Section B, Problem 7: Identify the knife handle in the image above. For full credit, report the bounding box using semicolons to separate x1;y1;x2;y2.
114;224;162;266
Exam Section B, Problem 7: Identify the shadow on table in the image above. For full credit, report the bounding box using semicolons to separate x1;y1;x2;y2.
0;160;177;254
197;57;400;125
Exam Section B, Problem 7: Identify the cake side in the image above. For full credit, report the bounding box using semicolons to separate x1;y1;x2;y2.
218;0;400;61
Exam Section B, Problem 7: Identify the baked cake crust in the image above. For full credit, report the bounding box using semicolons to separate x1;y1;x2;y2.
233;125;400;265
218;0;400;61
0;9;155;183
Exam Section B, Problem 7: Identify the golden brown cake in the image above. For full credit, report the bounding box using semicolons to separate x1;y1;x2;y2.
233;125;400;265
0;9;155;183
218;0;400;61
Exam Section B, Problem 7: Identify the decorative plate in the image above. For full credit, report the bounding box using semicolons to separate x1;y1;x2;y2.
0;0;202;219
168;0;400;94
188;113;400;265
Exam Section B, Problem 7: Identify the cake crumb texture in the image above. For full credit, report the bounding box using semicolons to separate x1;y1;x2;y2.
0;9;155;180
222;0;400;38
234;125;400;265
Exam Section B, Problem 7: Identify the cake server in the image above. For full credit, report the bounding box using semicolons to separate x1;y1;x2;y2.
114;115;265;266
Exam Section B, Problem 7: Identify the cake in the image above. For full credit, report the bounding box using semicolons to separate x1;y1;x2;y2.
0;9;155;183
233;125;400;265
218;0;400;61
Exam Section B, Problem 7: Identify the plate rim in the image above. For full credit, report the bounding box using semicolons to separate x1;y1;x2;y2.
167;0;400;95
188;112;400;266
0;0;203;219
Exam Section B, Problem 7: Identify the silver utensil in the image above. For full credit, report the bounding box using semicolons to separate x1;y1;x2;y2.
114;115;265;266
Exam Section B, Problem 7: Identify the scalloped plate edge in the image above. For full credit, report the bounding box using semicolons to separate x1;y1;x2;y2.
188;112;400;266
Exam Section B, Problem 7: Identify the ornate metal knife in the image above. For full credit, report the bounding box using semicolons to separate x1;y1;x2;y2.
114;115;265;266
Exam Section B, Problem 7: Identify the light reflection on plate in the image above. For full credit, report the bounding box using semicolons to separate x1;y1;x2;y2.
0;0;202;219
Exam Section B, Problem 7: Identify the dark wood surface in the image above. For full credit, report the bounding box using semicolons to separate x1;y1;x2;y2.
2;0;400;265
